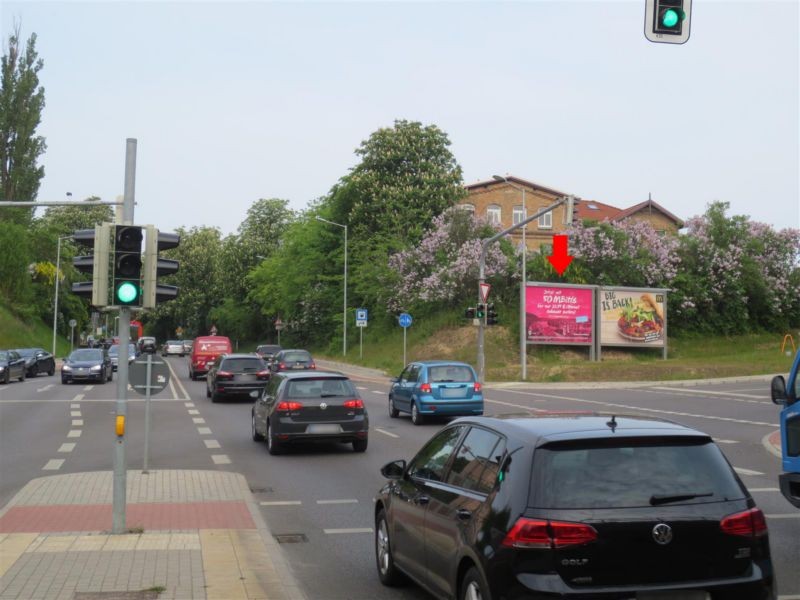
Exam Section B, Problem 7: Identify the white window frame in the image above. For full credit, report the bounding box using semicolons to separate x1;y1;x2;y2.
538;210;553;229
459;203;475;214
512;205;525;225
487;204;501;225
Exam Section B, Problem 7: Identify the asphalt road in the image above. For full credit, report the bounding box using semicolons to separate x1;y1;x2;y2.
1;360;798;599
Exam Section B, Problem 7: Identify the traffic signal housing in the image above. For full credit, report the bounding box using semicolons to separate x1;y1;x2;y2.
645;0;691;44
476;303;486;319
464;307;476;319
71;223;112;307
567;195;581;228
112;225;143;306
142;225;180;308
487;303;498;326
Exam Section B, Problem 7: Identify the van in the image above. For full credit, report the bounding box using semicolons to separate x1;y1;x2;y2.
190;336;232;380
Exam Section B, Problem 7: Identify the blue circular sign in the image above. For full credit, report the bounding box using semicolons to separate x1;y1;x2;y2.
398;313;412;328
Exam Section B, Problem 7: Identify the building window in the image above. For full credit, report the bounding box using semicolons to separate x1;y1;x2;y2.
459;203;475;215
487;204;501;225
656;229;666;236
512;206;525;225
538;209;552;229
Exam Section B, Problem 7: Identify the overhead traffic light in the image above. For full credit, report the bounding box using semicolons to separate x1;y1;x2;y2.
476;303;486;319
464;307;476;319
567;195;581;228
487;303;498;326
112;225;143;306
71;223;112;307
645;0;691;44
142;226;180;308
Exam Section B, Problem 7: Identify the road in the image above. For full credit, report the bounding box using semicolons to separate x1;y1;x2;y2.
1;359;798;599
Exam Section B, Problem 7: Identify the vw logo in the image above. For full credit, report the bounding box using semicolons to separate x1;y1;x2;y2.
652;523;673;545
319;402;328;410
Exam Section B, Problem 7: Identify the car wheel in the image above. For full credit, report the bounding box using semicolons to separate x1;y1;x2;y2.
460;566;491;600
353;438;368;453
411;402;424;426
61;377;68;384
108;369;113;382
251;412;264;441
388;396;399;418
48;364;55;376
19;369;25;382
267;420;283;455
211;391;220;403
375;509;405;586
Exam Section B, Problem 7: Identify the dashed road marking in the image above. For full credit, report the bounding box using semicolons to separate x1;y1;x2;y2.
485;397;547;412
42;459;64;470
72;394;85;402
37;384;54;393
713;439;739;444
71;419;84;426
197;427;212;435
193;417;206;424
375;428;399;438
211;454;230;465
324;528;373;534
734;467;764;476
83;386;94;391
70;411;81;417
650;386;768;402
357;386;368;391
766;514;800;520
70;403;80;409
204;439;221;449
184;402;195;407
371;390;384;395
749;488;780;492
260;501;302;506
188;409;200;415
317;499;358;505
58;443;76;453
164;358;191;400
67;430;82;438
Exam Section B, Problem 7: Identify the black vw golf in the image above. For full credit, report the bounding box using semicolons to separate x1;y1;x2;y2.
374;414;774;600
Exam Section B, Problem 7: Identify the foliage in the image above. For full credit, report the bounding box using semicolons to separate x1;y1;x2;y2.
34;197;114;237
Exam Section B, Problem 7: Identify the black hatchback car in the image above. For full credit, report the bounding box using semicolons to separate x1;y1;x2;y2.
206;353;270;402
374;414;774;600
14;348;56;377
251;371;368;454
269;349;316;373
0;350;26;383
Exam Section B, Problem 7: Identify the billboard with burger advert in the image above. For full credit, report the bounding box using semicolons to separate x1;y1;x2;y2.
600;288;667;348
526;284;594;345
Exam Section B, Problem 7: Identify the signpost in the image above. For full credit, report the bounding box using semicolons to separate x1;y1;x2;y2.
275;318;285;345
356;309;368;359
129;354;171;473
69;319;77;352
398;312;412;367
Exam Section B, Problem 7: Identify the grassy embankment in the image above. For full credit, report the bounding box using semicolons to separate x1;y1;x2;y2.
0;303;72;357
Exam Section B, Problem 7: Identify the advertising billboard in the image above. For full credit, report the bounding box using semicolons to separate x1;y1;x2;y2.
599;288;667;347
526;284;594;345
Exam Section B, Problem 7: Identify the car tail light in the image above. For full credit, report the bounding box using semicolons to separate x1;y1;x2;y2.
310;362;316;369
420;383;432;393
502;518;598;549
216;371;234;380
276;401;303;412
343;399;364;409
278;362;286;370
474;382;482;392
721;508;768;538
257;370;270;380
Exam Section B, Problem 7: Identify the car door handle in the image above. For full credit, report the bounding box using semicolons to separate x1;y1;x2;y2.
415;495;430;506
456;509;472;521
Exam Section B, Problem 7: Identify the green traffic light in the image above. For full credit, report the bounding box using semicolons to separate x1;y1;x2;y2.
116;282;139;304
661;8;679;28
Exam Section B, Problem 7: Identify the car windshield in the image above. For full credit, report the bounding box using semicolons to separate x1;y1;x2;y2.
15;349;37;357
108;346;119;356
530;439;745;509
69;349;103;361
0;351;9;360
220;358;266;372
428;365;474;383
198;341;229;352
285;378;355;399
282;351;311;362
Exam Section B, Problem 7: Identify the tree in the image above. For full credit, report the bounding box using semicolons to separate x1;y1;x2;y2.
35;197;114;237
0;25;46;226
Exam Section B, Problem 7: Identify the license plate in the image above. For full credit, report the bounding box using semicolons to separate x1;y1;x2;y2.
77;368;87;374
305;424;342;434
292;364;306;369
440;387;467;398
638;592;709;600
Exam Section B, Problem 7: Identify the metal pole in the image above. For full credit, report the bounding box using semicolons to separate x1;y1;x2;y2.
143;353;152;473
70;325;74;352
360;326;363;360
52;237;63;357
403;326;407;367
343;225;347;356
521;188;527;381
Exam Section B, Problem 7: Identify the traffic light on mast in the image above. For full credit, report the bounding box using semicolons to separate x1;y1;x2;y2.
476;304;486;319
112;225;143;306
71;223;112;307
487;304;499;326
142;226;180;308
464;307;476;319
645;0;691;44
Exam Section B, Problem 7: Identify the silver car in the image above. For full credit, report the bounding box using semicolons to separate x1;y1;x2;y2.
162;340;185;357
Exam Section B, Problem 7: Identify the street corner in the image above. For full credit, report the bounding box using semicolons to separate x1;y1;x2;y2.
762;429;782;460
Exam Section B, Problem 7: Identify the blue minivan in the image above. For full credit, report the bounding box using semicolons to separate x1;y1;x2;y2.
388;361;483;425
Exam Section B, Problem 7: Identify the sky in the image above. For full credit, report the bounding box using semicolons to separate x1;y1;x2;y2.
3;1;798;236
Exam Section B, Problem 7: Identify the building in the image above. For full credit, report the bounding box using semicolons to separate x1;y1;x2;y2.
578;196;684;235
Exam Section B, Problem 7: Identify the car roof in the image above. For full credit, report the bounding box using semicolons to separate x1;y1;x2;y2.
276;370;347;380
279;348;312;353
221;353;265;360
413;360;474;367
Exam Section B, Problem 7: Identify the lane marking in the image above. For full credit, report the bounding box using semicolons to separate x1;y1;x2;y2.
168;375;179;401
371;390;384;395
58;443;76;453
211;454;231;465
164;358;191;400
713;439;739;444
317;499;358;505
749;488;780;492
375;428;399;439
485;397;547;412
67;430;82;438
0;398;195;404
357;386;368;391
734;467;764;476
650;386;768;401
70;403;80;409
184;402;195;407
639;388;765;405
188;409;200;415
324;528;373;534
42;459;64;471
70;411;81;417
72;394;85;402
37;384;54;393
193;417;206;424
766;514;800;520
83;386;94;391
204;439;221;449
71;419;84;426
197;427;212;435
260;501;302;506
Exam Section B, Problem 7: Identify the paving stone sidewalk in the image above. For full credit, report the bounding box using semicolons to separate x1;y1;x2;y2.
0;470;305;600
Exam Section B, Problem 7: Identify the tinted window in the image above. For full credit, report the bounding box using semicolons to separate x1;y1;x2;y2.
70;349;103;361
407;366;421;383
257;345;281;355
220;358;266;372
285;378;355;399
447;427;505;494
428;365;474;383
282;351;311;362
16;349;36;357
408;426;465;482
531;440;746;509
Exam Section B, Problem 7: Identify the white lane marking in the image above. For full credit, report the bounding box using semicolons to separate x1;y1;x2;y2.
778;595;800;600
192;417;206;424
168;376;178;400
83;386;94;391
375;428;399;439
497;389;776;427
71;419;84;426
485;397;547;412
197;427;212;434
260;501;302;506
72;394;85;402
37;384;54;393
324;528;373;534
713;439;739;444
749;488;780;492
42;459;65;471
188;409;200;415
317;499;358;505
371;390;384;394
357;386;368;390
766;514;800;520
211;454;231;465
184;402;195;407
70;411;81;417
164;358;191;400
204;439;221;449
67;430;82;438
651;386;767;401
734;467;764;476
70;403;80;409
58;443;76;453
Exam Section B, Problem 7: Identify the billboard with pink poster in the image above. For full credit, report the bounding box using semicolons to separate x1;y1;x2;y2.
526;284;595;345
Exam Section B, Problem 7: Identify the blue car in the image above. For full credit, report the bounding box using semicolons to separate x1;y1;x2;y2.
388;360;483;425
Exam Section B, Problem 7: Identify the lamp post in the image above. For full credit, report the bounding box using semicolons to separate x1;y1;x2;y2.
52;235;73;357
315;216;348;356
493;175;528;380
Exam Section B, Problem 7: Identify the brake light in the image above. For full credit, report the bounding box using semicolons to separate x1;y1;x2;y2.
502;518;597;549
216;371;234;380
343;399;364;409
257;370;270;380
420;383;432;393
310;362;316;369
721;508;768;538
474;382;482;392
278;362;286;370
276;401;303;412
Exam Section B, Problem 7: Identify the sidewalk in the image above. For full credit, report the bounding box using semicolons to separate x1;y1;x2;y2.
0;470;305;600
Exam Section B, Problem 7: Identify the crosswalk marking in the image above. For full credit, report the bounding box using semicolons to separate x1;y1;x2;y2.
57;443;76;453
211;454;231;465
42;459;64;470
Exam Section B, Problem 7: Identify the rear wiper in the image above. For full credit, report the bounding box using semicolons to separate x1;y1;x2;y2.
434;379;455;383
650;492;714;505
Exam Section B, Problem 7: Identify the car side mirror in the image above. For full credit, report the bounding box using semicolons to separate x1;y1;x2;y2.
772;375;788;406
390;377;399;384
380;459;406;480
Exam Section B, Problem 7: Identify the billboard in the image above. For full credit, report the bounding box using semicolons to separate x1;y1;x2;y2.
526;285;594;345
599;288;666;347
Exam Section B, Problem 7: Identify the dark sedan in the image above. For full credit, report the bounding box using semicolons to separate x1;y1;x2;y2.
374;414;774;600
108;344;137;372
0;350;26;383
255;344;282;365
61;348;113;384
206;353;270;402
251;371;368;454
13;347;55;377
269;349;316;373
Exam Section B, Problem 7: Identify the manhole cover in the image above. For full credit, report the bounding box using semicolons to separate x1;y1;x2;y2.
274;533;308;544
249;486;273;493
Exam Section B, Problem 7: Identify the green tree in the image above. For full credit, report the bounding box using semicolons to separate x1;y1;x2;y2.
0;25;46;226
34;196;114;237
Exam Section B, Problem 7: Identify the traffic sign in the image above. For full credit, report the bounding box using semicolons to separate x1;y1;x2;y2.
479;283;491;304
176;326;183;336
129;355;171;396
275;318;285;331
398;313;412;328
69;319;77;328
356;308;368;327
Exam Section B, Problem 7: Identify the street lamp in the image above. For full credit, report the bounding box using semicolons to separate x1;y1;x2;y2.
493;175;528;380
52;235;73;356
315;216;348;356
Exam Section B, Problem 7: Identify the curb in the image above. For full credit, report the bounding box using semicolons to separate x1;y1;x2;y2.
486;374;775;390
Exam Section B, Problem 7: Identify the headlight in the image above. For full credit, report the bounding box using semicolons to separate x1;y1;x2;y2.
62;365;72;371
90;365;102;371
0;366;5;372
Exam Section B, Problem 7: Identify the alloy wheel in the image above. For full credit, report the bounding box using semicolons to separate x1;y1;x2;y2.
464;581;482;600
377;518;390;575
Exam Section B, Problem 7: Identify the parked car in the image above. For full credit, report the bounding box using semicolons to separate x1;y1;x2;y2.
138;336;158;354
0;350;26;383
62;348;113;384
206;353;270;402
255;344;282;365
190;336;232;380
108;343;137;371
182;339;193;355
269;349;316;373
374;413;775;600
388;361;483;425
14;347;56;377
251;371;368;454
162;340;185;357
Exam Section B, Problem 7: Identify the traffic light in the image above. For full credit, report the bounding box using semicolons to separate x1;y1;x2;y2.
112;225;143;306
464;307;476;319
487;303;498;326
645;0;691;44
71;223;112;307
142;225;180;308
476;303;486;319
567;195;581;228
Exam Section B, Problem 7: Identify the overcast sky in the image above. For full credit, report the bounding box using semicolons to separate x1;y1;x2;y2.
3;1;798;236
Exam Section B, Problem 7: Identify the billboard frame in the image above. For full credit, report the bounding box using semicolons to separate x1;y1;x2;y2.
597;286;669;361
525;282;598;361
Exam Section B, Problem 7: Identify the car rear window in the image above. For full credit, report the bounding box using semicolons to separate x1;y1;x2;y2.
197;342;229;352
220;358;266;372
285;378;355;399
530;439;745;509
283;351;311;362
428;365;474;382
257;345;281;354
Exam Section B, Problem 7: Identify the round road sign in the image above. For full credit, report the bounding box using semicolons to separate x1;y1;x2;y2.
129;355;171;397
398;313;412;328
69;319;77;328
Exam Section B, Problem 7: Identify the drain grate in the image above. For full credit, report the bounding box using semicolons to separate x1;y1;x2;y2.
249;486;274;493
274;533;308;544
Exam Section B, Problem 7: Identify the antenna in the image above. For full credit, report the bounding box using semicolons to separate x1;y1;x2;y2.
606;415;618;432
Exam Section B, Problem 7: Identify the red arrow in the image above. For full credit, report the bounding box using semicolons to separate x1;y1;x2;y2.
547;235;574;275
